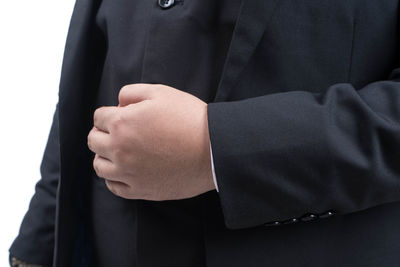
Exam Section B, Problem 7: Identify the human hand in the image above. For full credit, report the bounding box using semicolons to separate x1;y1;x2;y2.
87;83;215;201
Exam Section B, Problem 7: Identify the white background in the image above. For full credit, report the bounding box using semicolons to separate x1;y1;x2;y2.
0;0;76;265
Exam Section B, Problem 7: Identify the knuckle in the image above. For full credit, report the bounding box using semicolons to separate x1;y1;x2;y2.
118;85;130;101
116;147;137;169
93;107;101;124
105;180;123;197
149;85;158;94
93;158;100;176
121;84;133;92
112;146;125;162
154;83;168;92
87;129;95;148
105;180;115;193
109;114;124;132
87;135;92;149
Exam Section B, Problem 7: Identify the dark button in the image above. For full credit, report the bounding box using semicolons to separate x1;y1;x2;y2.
300;213;318;222
264;221;281;227
283;218;299;225
319;210;335;219
158;0;175;9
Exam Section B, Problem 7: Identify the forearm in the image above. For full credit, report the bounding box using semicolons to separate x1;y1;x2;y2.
208;68;400;229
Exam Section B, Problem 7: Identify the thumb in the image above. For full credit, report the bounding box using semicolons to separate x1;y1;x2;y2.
118;83;153;107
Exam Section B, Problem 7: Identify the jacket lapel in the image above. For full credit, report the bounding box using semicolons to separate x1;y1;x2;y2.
213;0;280;101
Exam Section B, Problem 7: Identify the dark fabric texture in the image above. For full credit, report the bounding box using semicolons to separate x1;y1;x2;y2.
9;0;400;266
9;105;60;267
208;0;400;229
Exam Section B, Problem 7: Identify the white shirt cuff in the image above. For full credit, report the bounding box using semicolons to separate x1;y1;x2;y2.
209;141;219;192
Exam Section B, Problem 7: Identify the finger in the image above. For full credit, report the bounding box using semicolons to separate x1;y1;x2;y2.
87;127;112;159
105;179;132;198
93;106;119;133
118;83;154;107
93;154;121;181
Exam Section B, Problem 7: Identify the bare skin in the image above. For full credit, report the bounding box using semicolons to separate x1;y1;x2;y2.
87;83;215;201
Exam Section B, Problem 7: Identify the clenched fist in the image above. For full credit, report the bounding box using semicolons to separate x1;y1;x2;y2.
87;83;215;201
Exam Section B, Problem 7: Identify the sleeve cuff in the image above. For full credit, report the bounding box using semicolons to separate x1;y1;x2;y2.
209;141;219;192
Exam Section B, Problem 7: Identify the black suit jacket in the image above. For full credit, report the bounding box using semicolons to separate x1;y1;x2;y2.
10;0;400;266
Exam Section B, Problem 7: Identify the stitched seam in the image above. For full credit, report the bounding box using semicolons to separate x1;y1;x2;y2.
139;3;155;82
347;7;360;83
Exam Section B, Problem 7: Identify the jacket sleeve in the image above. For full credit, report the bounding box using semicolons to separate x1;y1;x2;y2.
207;66;400;230
9;104;60;267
